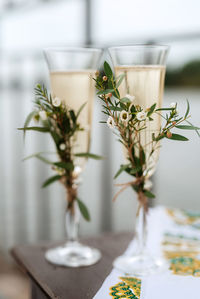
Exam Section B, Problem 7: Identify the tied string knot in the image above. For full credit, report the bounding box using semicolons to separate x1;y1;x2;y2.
114;177;148;212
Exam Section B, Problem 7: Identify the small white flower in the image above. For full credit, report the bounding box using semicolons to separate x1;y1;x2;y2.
73;166;82;178
39;110;47;121
52;97;61;107
59;143;66;151
144;180;153;190
120;110;130;124
125;94;135;102
136;111;147;121
170;102;176;109
107;116;115;129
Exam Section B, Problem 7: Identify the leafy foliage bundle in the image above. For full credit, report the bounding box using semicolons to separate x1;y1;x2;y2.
19;84;102;221
95;62;200;210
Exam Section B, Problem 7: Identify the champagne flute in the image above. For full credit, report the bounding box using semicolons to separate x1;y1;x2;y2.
44;47;102;267
109;45;169;276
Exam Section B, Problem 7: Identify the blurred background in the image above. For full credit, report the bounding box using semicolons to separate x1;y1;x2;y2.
0;0;200;298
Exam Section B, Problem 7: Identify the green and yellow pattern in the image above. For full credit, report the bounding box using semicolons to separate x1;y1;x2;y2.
167;208;200;229
163;219;200;277
109;208;200;298
110;277;141;299
170;256;200;277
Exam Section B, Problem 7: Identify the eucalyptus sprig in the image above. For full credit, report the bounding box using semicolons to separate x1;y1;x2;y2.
19;84;102;221
95;62;200;207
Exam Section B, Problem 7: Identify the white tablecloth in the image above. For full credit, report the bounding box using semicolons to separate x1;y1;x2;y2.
93;206;200;299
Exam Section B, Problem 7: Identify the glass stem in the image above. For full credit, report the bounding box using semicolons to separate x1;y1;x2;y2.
65;199;80;243
135;201;147;255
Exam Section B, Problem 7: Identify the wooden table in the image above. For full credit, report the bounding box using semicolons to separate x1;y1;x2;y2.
12;232;133;299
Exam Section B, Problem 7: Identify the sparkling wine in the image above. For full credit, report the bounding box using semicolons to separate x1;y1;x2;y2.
50;70;95;169
115;65;166;176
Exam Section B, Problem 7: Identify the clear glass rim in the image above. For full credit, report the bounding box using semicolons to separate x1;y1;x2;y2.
108;44;169;52
43;46;103;54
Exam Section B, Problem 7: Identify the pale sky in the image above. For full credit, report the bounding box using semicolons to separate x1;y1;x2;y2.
2;0;200;66
93;0;200;43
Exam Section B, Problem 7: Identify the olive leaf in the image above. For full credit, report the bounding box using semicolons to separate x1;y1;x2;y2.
167;133;188;141
42;175;62;188
75;153;103;160
104;61;113;77
77;198;90;221
18;126;49;132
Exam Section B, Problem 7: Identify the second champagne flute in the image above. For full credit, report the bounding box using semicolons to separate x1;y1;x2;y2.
44;47;102;267
109;44;169;276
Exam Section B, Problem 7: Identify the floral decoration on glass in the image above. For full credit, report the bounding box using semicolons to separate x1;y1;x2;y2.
18;83;103;267
94;61;200;275
19;84;102;220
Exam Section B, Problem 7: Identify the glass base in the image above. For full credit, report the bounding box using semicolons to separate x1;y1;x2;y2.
45;241;101;267
113;253;168;276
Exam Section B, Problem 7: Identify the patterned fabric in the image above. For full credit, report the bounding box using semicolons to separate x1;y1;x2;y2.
170;256;200;276
110;277;141;299
164;210;200;277
93;207;200;299
167;208;200;229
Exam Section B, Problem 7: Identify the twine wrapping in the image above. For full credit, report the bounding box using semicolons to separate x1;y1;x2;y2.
114;178;148;212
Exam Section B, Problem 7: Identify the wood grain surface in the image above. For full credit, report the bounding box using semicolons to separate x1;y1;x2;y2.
12;232;133;299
